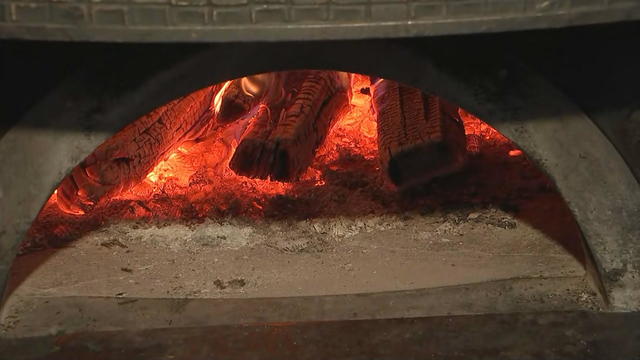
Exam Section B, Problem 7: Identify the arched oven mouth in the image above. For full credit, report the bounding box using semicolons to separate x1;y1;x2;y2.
0;38;638;347
13;69;591;302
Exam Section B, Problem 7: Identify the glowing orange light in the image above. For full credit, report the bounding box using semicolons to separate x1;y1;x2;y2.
252;201;263;210
43;73;522;227
113;74;383;213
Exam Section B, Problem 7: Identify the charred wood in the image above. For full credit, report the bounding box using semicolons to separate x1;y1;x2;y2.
229;71;350;181
57;85;222;214
371;79;467;189
217;79;256;123
217;73;285;124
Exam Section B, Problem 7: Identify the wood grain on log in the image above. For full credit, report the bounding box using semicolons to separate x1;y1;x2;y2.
371;79;467;189
229;71;350;181
57;84;222;214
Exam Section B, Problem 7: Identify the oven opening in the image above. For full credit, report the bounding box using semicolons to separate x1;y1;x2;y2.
2;70;600;336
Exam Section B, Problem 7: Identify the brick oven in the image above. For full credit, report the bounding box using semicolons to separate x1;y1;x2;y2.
1;2;640;359
1;0;639;41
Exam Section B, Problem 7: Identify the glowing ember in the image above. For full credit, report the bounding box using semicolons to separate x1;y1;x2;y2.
24;72;532;251
458;108;520;155
127;74;376;199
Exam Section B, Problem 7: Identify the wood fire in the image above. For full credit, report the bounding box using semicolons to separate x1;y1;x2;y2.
54;71;469;215
23;71;523;251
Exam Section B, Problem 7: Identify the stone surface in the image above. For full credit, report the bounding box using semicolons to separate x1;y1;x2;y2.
0;0;638;42
0;37;638;337
129;6;168;26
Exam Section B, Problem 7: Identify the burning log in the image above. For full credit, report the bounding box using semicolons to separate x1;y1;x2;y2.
217;73;285;123
371;79;467;189
229;71;350;181
57;85;222;214
227;103;283;179
217;79;256;123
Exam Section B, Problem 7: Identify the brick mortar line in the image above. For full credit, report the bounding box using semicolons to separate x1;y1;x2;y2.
0;0;634;25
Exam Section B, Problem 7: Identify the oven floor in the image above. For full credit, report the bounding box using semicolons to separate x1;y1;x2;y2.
5;192;590;299
1;192;602;337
